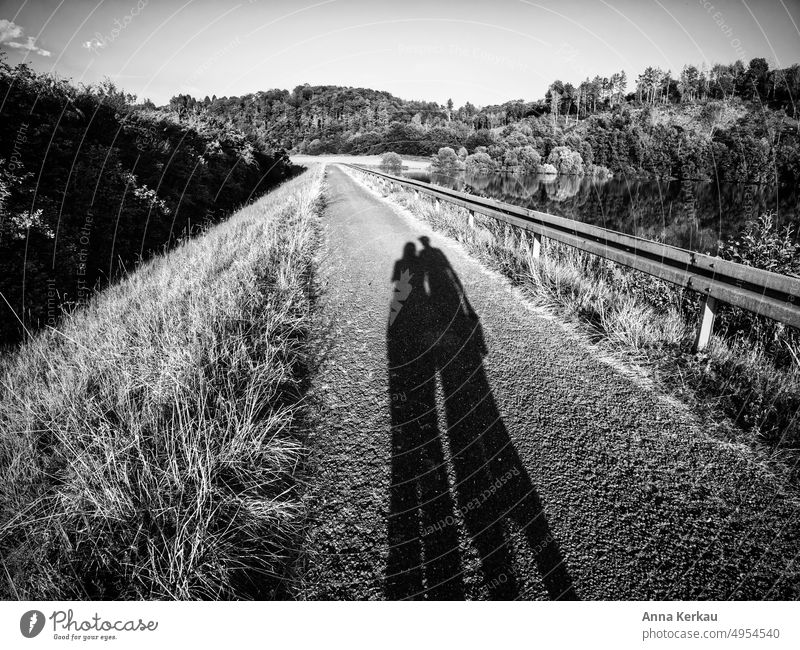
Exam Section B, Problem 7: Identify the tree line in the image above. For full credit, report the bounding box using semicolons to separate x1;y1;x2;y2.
174;57;798;186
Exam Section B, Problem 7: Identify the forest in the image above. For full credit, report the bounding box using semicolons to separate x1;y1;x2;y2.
0;57;294;346
170;57;800;184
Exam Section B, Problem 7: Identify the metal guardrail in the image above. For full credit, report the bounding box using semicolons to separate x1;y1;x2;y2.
346;163;800;350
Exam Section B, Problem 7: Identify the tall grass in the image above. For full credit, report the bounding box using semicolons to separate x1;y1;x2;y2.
353;170;800;474
0;166;323;599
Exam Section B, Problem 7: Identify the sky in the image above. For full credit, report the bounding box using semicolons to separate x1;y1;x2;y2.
0;0;798;107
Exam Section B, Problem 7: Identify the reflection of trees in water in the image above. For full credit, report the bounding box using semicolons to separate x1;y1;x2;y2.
502;173;540;196
426;172;464;192
403;170;800;252
544;175;582;202
464;174;494;194
636;215;721;252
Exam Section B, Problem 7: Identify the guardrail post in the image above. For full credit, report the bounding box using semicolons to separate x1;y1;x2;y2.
468;210;475;228
694;295;718;352
532;232;542;259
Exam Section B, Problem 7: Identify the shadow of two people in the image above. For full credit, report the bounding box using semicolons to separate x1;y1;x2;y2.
386;236;577;601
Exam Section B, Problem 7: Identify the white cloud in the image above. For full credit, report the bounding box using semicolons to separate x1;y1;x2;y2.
6;36;51;57
0;19;51;57
0;18;23;42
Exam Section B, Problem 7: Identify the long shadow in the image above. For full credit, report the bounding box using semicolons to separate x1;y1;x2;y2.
386;237;578;601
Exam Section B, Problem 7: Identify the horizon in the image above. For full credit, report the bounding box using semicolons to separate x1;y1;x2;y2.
0;0;798;108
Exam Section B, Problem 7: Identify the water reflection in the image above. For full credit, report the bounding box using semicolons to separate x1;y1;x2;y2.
544;175;581;201
399;170;800;253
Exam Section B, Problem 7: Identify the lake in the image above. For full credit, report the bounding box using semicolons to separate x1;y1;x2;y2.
396;170;800;254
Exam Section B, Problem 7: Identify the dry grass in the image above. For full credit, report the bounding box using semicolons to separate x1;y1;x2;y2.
0;165;324;599
353;169;800;477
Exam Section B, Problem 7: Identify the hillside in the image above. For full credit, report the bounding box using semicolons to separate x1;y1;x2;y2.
168;58;800;185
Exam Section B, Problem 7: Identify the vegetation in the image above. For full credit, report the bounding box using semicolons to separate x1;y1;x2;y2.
587;164;613;178
379;151;402;170
430;146;465;172
354;169;800;479
0;57;294;346
0;166;323;599
465;152;497;174
502;145;540;173
715;213;800;368
175;58;800;184
547;146;584;175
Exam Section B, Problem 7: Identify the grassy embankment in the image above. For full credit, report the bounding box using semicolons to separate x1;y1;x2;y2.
351;168;800;480
0;166;323;599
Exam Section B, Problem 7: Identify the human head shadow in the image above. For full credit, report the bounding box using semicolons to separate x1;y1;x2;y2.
385;237;578;600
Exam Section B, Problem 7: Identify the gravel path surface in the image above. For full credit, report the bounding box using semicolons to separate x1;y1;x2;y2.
295;164;800;600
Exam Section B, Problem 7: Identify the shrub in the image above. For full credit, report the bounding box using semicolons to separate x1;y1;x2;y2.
380;152;403;170
466;129;499;152
716;212;800;367
502;146;541;173
537;163;558;175
516;146;541;173
465;152;497;174
502;148;519;169
504;132;529;148
587;164;613;178
488;144;506;161
721;212;800;274
430;147;465;172
547;146;585;175
307;138;325;155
